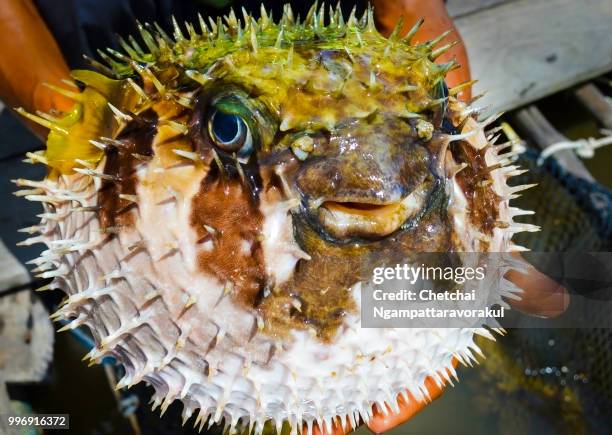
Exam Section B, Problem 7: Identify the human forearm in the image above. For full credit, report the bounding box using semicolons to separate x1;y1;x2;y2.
0;0;73;136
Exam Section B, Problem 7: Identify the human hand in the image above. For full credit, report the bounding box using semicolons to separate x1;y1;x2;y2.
0;0;73;139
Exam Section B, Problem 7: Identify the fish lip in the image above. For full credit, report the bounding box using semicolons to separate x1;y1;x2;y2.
320;200;402;216
303;187;430;241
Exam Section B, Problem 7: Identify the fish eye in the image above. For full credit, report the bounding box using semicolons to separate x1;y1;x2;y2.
207;109;253;156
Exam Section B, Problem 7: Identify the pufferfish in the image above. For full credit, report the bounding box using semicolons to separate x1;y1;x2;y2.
16;3;539;433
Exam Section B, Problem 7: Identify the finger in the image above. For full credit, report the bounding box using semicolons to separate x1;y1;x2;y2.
34;82;77;113
366;359;458;433
506;253;569;318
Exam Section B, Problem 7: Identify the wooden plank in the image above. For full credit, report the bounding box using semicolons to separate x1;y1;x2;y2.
447;0;510;18
455;0;612;114
574;83;612;129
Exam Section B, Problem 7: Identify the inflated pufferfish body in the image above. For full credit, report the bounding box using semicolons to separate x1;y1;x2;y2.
18;4;538;433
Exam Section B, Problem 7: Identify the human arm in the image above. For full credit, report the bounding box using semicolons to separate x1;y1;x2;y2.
0;0;73;138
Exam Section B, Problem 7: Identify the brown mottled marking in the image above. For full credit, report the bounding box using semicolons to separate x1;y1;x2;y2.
451;141;500;234
99;110;158;229
190;176;266;307
259;217;363;342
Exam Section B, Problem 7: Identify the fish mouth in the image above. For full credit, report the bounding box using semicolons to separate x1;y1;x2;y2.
314;184;431;240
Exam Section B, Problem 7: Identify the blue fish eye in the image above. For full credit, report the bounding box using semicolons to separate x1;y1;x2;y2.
207;109;253;155
212;111;242;143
